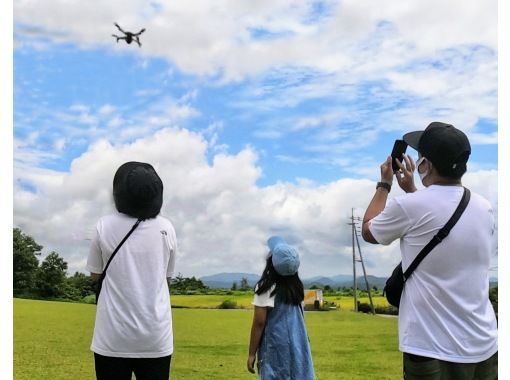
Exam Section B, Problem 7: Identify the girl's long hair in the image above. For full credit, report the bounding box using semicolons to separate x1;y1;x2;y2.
255;255;304;305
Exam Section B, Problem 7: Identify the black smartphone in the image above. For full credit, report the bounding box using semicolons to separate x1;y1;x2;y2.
391;139;408;171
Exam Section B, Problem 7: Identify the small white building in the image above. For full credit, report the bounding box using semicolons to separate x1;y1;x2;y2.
304;289;323;310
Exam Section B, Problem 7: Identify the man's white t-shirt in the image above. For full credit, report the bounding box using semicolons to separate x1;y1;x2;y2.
87;212;177;358
369;185;497;363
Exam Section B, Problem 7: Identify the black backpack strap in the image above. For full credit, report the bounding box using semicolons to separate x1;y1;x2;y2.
403;187;470;281
99;218;142;283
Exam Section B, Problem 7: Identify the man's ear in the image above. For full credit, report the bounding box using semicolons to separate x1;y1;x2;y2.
426;159;436;175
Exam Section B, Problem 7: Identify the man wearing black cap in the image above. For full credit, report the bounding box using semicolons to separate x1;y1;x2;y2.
361;122;497;379
87;162;177;380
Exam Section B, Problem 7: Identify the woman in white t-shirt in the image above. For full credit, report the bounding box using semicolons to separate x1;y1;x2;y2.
247;236;315;379
87;161;177;380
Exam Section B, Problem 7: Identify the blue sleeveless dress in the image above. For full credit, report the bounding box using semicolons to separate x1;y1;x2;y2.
257;294;315;379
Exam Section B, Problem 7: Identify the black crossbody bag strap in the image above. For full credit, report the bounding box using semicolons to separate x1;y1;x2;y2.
99;218;142;285
402;187;470;281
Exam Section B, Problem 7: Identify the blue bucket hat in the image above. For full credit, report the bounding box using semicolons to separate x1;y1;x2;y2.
267;236;300;276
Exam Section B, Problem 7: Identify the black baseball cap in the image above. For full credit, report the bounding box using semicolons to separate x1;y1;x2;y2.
403;122;471;177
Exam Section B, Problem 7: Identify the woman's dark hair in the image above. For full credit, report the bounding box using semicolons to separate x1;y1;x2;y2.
255;255;304;305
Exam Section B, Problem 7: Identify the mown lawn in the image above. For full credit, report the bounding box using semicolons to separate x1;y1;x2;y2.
170;291;391;311
171;293;255;309
14;298;401;379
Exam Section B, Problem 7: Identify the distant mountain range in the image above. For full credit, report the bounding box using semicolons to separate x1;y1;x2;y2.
200;273;261;289
200;272;388;290
304;274;389;290
200;272;498;290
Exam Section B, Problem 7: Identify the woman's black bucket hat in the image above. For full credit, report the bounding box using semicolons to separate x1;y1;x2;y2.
113;161;163;220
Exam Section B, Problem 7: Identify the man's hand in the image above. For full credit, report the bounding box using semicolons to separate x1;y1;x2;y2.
380;155;394;184
395;154;417;193
247;355;256;373
362;155;393;244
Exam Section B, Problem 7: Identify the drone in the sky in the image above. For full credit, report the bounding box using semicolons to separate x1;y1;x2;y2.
112;23;145;47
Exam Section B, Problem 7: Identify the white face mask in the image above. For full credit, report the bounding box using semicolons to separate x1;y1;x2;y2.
416;156;429;182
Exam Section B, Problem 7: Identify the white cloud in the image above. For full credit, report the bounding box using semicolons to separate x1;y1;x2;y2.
14;138;60;167
53;138;66;151
293;117;323;131
14;1;497;161
107;116;124;128
469;132;498;145
69;104;89;113
99;104;116;115
14;1;496;80
15;94;201;164
13;127;498;279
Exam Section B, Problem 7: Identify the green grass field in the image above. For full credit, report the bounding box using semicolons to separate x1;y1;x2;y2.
14;298;401;379
170;292;391;311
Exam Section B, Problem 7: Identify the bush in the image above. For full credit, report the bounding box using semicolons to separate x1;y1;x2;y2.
374;305;398;315
357;302;373;314
357;302;398;315
82;294;96;304
320;300;337;311
218;300;238;309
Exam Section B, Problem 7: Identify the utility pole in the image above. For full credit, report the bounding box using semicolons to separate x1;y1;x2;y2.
348;209;358;311
348;209;375;315
355;224;375;314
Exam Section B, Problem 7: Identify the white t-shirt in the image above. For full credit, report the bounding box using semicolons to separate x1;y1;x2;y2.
369;185;497;363
87;212;177;358
252;285;276;308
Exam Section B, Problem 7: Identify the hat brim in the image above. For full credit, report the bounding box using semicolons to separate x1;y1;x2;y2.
403;131;423;151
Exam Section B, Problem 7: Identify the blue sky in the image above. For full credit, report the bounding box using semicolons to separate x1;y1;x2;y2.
12;1;498;279
14;43;497;184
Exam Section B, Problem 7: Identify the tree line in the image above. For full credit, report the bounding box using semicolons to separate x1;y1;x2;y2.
14;228;95;300
13;228;212;301
14;227;498;313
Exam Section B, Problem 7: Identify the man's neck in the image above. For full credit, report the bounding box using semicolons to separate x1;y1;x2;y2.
422;170;462;186
432;181;462;186
426;176;462;187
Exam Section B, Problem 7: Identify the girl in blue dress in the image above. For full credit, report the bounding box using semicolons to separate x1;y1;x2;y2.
247;236;315;379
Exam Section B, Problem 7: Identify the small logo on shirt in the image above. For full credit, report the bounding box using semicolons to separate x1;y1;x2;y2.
160;230;167;236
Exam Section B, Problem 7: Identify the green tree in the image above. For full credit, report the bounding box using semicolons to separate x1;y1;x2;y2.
231;281;238;291
239;277;251;291
13;228;42;295
170;274;208;293
35;252;68;298
66;272;95;299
